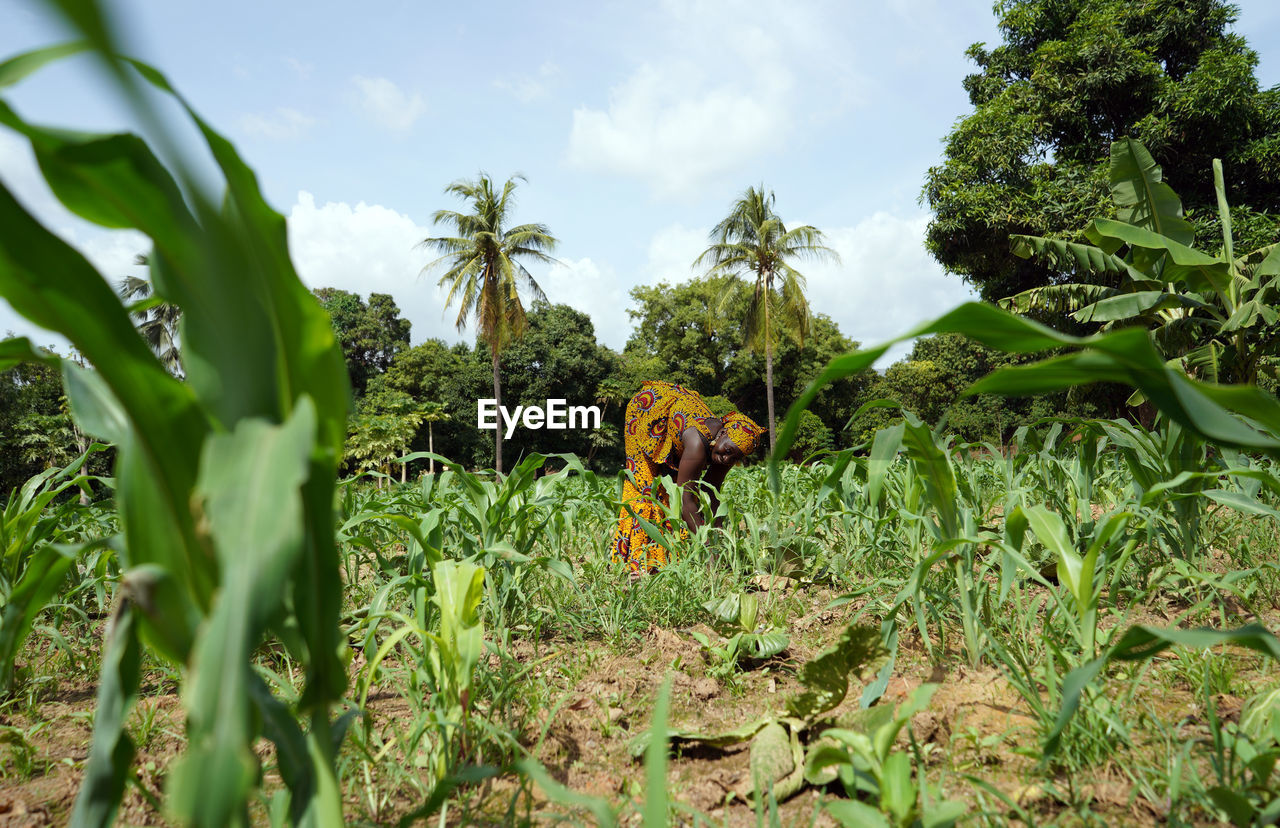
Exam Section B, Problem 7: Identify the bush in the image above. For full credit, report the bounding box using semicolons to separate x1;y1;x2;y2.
788;410;832;463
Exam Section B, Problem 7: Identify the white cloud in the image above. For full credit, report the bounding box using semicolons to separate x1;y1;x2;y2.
803;212;977;366
540;257;631;350
565;0;864;199
287;191;464;345
494;61;560;103
567;61;786;200
239;107;316;141
642;223;708;286
351;75;426;133
284;56;314;80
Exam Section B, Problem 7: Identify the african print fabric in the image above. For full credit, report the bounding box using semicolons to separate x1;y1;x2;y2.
610;381;716;572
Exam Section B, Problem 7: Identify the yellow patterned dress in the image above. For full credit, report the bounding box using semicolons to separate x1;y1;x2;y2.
611;381;717;572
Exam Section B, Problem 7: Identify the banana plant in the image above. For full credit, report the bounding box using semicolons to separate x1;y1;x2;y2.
1003;136;1280;386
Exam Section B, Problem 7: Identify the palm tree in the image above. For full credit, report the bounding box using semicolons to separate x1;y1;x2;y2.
421;174;558;474
694;186;839;453
118;256;183;376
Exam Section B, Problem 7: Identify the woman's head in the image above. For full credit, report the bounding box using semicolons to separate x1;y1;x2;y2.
712;411;764;465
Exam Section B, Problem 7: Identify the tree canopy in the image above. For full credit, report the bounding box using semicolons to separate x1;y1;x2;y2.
313;288;411;397
924;0;1280;306
623;276;866;444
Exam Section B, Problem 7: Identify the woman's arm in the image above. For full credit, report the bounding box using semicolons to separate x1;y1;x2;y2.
702;463;729;528
675;427;710;533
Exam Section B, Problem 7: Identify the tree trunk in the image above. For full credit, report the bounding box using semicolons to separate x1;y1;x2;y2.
492;343;503;475
428;424;435;475
74;426;89;506
763;278;776;454
401;451;407;484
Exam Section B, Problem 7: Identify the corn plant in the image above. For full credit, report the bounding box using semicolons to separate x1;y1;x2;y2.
396;452;581;629
356;559;487;782
0;445;106;695
1207;685;1280;824
774;299;1280;770
0;7;352;823
808;684;964;828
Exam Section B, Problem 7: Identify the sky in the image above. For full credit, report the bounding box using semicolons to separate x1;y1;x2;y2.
2;0;1279;368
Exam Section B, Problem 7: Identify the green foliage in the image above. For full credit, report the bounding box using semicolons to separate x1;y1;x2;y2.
0;19;351;826
924;0;1280;307
810;685;964;828
345;390;424;484
498;302;620;468
690;592;789;679
0;447;104;695
313;288;411;397
1207;686;1280;824
0;354;79;492
1006;138;1280;385
357;559;487;782
625;276;866;440
786;409;832;462
786;624;884;720
376;339;491;469
700;394;735;417
847;333;1083;446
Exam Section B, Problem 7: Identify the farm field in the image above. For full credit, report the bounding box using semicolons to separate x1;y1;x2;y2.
5;429;1280;826
5;1;1280;825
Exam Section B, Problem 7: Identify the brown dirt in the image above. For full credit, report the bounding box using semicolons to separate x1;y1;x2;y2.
4;574;1275;826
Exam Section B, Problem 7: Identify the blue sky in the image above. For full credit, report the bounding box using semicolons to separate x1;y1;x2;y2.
2;0;1278;366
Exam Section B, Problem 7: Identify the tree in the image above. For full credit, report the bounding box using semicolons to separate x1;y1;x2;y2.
0;355;67;489
788;410;833;463
496;302;620;469
313;288;411;397
119;265;183;376
624;276;741;394
420;401;450;475
695;186;839;452
845;332;1088;445
421;173;558;473
623;276;867;442
345;389;424;486
375;340;488;469
924;0;1280;308
0;346;111;497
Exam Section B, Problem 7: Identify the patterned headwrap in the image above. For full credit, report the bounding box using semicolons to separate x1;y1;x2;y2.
721;411;764;458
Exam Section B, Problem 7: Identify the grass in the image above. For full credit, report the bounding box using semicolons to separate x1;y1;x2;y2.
2;433;1280;825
